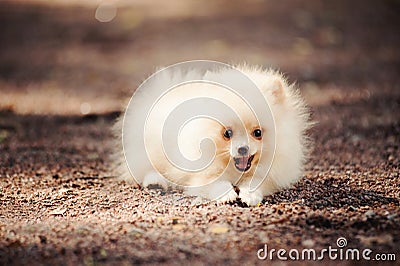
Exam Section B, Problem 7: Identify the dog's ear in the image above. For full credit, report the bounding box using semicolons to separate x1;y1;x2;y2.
271;78;285;103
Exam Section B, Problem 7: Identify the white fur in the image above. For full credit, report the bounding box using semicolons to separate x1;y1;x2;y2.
114;64;312;206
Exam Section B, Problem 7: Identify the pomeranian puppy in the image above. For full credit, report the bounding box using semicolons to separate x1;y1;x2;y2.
115;63;311;206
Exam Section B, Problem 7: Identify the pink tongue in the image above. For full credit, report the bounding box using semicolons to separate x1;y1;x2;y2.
238;157;248;169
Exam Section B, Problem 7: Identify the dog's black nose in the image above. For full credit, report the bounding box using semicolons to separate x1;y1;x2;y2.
238;146;249;156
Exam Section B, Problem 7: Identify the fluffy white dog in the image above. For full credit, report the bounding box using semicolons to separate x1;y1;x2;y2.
115;64;311;206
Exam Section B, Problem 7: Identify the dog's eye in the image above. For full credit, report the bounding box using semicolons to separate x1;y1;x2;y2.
223;129;233;140
252;129;262;140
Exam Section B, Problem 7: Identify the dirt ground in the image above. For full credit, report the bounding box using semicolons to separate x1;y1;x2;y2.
0;0;399;265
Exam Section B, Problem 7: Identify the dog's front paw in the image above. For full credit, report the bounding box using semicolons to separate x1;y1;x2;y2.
238;189;263;206
216;188;238;204
186;180;237;204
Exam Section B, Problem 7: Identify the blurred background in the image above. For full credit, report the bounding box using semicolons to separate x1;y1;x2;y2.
1;0;398;115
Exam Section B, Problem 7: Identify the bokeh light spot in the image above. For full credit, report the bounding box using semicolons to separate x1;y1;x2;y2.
95;3;117;23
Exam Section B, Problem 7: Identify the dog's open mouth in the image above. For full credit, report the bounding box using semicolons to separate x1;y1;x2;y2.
233;154;254;172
